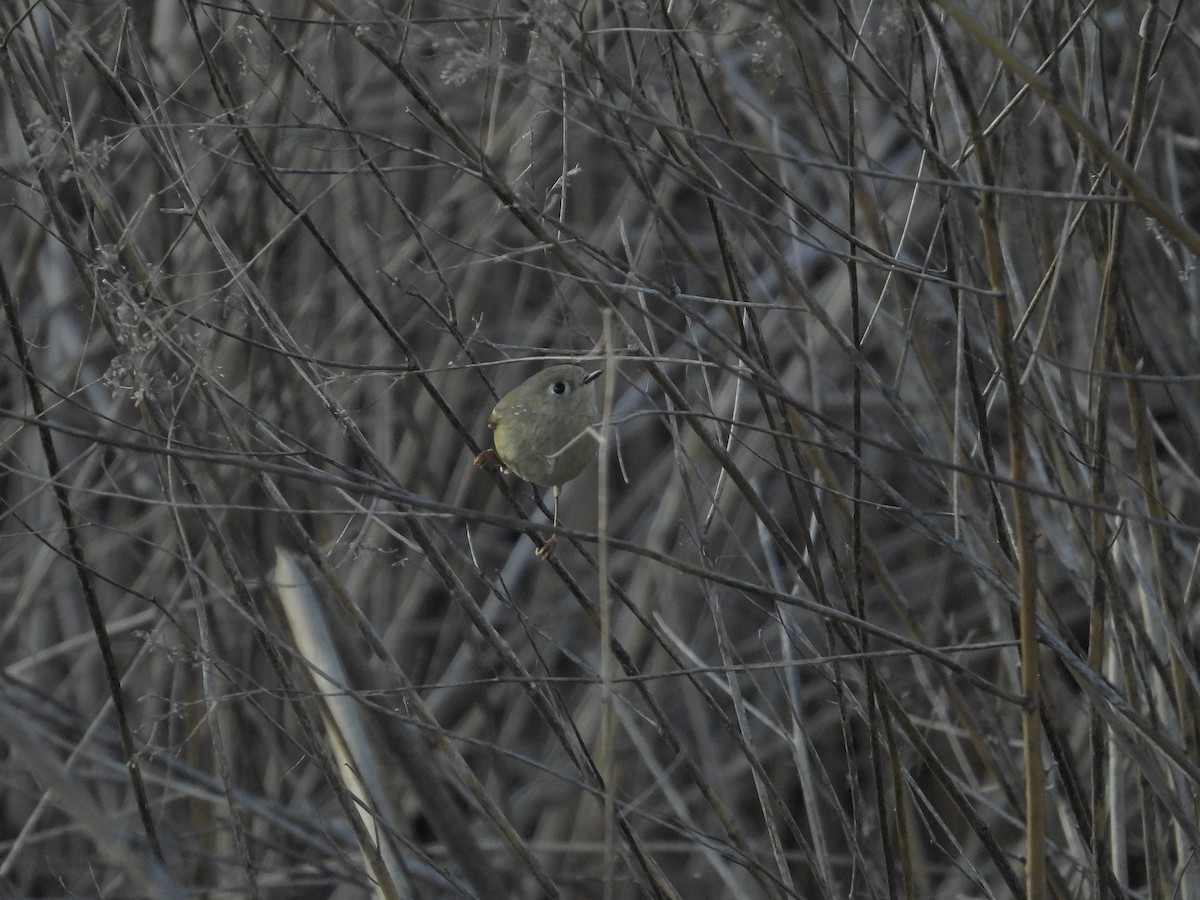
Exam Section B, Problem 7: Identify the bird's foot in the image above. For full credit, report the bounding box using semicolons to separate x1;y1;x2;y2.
474;448;501;470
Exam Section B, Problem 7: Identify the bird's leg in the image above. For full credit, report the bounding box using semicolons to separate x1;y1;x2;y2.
537;486;560;560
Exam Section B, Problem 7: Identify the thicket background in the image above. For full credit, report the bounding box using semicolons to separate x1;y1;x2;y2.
2;1;1200;898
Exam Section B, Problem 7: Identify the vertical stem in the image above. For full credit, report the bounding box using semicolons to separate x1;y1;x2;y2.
920;6;1045;895
598;310;617;900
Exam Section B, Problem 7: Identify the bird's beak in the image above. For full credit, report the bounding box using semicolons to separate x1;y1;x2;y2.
583;369;603;385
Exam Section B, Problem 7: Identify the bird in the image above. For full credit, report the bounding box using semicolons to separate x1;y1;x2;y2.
474;364;601;558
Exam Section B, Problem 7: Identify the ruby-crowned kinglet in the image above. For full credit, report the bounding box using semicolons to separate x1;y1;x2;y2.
474;364;602;558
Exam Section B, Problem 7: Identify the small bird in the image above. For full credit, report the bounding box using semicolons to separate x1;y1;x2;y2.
474;364;602;558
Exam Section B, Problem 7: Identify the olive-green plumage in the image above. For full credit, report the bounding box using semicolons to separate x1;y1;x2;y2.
487;365;600;488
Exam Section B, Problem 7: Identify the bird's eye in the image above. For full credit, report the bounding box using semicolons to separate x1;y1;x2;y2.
551;381;567;395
